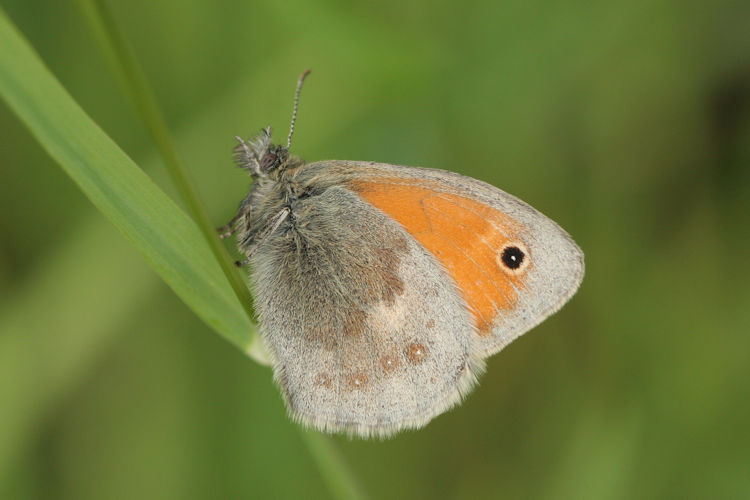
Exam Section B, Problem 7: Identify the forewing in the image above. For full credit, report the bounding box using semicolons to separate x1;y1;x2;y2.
299;161;584;358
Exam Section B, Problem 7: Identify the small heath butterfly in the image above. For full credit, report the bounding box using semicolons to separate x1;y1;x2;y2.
221;70;584;437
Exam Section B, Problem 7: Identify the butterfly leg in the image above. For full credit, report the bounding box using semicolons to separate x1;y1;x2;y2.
218;213;243;239
234;255;252;267
235;207;290;267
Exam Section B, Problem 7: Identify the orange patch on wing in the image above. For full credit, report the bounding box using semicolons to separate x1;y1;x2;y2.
351;178;525;333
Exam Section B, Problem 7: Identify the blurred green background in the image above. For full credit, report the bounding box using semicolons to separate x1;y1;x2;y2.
1;0;749;498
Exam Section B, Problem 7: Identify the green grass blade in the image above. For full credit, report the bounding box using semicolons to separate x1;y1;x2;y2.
0;8;262;359
75;0;257;325
300;431;369;500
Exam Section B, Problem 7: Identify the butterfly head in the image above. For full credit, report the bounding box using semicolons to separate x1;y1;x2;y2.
233;127;289;178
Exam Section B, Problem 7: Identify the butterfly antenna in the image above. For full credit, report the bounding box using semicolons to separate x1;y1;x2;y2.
287;69;311;150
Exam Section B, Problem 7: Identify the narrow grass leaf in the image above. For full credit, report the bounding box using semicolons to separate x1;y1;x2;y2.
0;9;260;356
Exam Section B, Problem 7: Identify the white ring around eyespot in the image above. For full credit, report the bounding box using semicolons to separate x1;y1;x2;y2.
497;241;531;276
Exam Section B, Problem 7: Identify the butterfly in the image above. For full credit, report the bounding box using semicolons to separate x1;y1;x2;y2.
220;70;584;437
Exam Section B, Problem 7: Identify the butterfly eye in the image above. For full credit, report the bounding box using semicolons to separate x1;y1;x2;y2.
259;146;290;173
499;243;530;274
260;152;279;172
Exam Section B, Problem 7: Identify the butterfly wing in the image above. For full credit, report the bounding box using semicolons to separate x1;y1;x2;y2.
250;184;484;437
301;160;585;358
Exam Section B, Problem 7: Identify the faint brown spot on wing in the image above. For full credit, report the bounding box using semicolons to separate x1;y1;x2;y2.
374;246;407;306
315;372;332;388
306;306;366;348
347;372;369;390
379;354;400;374
342;308;366;337
347;231;408;309
405;342;429;364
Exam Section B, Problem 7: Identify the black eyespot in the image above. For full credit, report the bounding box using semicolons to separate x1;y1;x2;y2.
501;246;525;269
